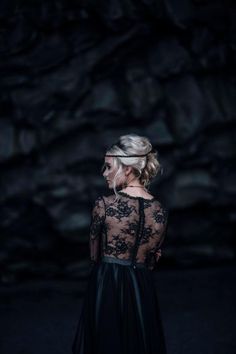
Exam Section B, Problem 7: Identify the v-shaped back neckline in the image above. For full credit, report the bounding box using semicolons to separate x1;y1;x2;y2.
118;191;155;202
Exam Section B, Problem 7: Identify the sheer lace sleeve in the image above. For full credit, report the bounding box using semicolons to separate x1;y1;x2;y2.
146;206;169;271
89;196;106;266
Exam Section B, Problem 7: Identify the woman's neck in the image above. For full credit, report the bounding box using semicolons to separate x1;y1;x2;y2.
121;182;148;196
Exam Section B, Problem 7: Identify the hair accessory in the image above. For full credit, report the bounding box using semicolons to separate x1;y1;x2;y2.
105;146;156;157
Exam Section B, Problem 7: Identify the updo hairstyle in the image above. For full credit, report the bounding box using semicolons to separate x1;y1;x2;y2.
104;134;162;199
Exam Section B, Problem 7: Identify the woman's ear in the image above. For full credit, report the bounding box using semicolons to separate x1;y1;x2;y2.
124;166;133;176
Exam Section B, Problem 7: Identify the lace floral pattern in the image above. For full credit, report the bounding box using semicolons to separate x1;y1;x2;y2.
106;201;135;221
89;192;168;270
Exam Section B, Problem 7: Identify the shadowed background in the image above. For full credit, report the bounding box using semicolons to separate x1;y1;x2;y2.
0;1;236;353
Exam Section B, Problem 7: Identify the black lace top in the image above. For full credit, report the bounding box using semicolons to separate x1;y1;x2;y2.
89;191;169;271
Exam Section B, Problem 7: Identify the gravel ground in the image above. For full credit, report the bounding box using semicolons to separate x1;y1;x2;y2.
0;264;235;354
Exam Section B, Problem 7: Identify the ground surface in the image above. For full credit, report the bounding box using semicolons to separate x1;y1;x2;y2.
0;264;235;354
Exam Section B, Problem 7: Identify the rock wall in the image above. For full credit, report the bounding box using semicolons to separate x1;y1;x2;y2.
0;0;236;283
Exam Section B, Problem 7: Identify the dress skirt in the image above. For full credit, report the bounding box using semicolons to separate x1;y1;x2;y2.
72;256;167;354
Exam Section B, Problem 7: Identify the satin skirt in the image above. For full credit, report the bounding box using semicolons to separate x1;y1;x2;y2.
72;256;167;354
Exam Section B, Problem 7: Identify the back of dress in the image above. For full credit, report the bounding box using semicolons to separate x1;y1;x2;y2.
90;191;169;270
73;190;169;354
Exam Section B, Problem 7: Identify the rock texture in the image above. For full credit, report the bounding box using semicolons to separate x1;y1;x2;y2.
0;0;236;283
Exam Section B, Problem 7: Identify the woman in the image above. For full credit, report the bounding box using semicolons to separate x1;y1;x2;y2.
72;133;169;354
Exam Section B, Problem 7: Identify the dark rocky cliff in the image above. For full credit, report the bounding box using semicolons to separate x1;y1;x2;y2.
0;0;235;283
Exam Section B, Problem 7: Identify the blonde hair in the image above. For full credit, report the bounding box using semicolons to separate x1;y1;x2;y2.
104;134;163;200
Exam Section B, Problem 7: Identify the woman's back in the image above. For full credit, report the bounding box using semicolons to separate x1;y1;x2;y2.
73;191;169;354
90;191;169;270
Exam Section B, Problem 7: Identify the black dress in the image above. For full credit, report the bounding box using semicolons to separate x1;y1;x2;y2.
72;191;169;354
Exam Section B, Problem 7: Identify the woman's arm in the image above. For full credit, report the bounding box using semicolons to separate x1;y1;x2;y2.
147;206;169;270
89;196;106;265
